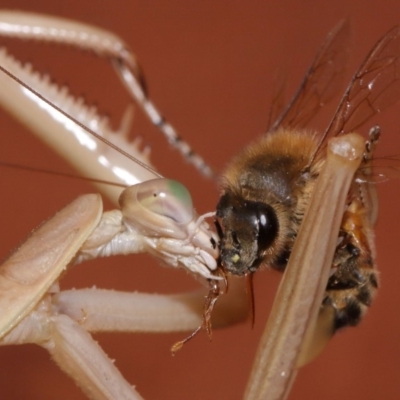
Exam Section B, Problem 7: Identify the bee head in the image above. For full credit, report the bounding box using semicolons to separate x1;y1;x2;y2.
216;192;279;275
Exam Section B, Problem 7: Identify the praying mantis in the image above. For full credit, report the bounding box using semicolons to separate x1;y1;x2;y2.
0;3;400;400
0;10;252;400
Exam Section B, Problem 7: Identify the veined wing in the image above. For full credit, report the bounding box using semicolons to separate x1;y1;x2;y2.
269;20;350;132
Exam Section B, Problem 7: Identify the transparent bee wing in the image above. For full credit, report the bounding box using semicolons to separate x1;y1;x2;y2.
359;156;400;183
266;70;288;131
269;19;350;132
315;25;400;157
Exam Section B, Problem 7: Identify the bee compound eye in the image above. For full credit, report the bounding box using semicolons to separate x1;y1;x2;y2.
135;178;194;224
255;203;278;251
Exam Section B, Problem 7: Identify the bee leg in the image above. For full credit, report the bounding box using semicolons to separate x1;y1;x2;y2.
364;125;381;162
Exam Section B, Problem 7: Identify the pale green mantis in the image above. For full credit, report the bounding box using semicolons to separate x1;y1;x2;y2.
0;11;249;399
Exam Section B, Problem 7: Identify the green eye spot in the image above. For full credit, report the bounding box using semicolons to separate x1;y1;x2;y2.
167;180;193;209
136;178;193;224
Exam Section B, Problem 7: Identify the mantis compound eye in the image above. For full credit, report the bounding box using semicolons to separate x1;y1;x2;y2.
119;178;195;238
136;179;194;224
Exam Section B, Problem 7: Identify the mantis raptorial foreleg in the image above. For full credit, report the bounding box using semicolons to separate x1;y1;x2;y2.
0;194;145;400
0;10;214;206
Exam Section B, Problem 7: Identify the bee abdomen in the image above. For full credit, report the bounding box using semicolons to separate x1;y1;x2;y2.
323;268;378;332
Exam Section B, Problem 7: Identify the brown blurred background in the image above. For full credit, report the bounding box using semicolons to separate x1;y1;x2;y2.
0;1;400;399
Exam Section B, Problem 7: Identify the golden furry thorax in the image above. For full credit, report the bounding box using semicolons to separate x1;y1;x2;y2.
216;129;324;275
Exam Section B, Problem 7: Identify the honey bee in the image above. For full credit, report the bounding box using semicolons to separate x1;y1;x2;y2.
215;20;400;336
